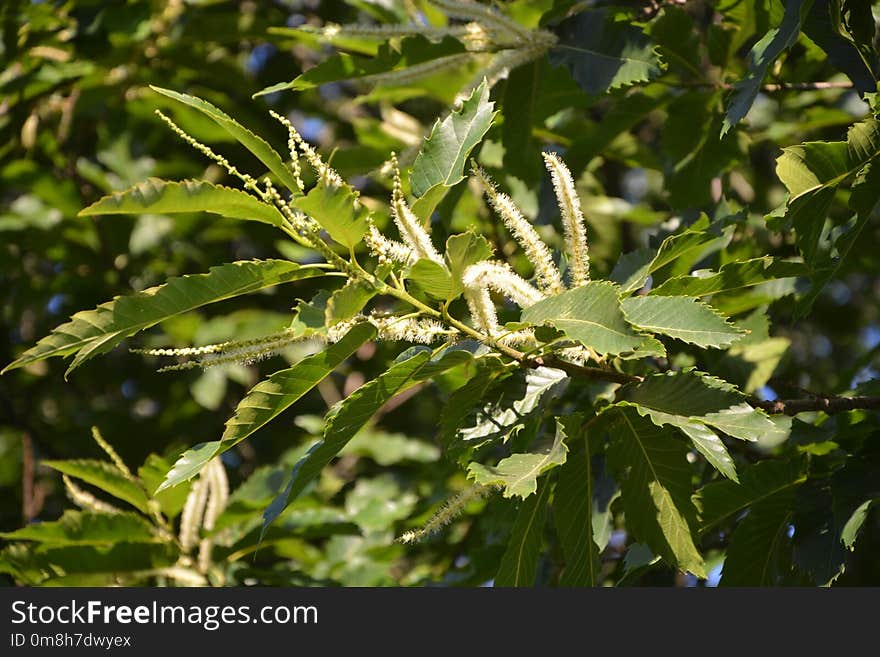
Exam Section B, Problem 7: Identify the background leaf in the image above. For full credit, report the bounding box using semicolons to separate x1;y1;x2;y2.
549;9;663;95
494;478;552;587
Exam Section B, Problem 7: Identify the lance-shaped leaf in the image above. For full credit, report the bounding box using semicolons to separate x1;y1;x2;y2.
444;231;494;299
606;409;706;577
549;9;663;96
449;366;567;449
521;281;647;356
719;492;797;586
158;324;376;492
325;280;376;325
694;458;807;533
406;259;454;300
553;415;603;586
649;257;806;297
79;178;285;227
263;348;471;528
42;460;150;514
467;419;569;499
801;0;879;95
621;295;744;348
775;118;880;268
155;442;223;494
494;479;553;587
610;212;741;294
256;35;468;95
616;371;789;473
410;80;495;219
0;511;158;546
2;260;328;377
150;86;301;194
721;0;812;135
297;179;370;248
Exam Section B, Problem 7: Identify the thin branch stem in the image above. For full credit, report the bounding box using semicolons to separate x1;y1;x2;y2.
749;395;880;416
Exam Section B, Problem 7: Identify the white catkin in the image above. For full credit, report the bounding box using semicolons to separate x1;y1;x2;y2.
390;155;446;265
156;110;258;191
63;475;121;515
268;109;343;187
462;261;544;309
473;165;563;295
198;458;229;573
268;110;305;193
373;316;454;344
179;478;209;554
429;0;531;41
398;484;496;544
464;284;499;335
91;427;134;480
306;22;463;40
365;223;416;266
146;330;312;372
360;53;474;87
543;152;590;287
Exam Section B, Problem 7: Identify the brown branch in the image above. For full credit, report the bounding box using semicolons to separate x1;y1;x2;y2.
749;395;880;416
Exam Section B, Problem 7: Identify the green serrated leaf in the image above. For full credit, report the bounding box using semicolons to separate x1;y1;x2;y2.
621;295;744;348
618;370;789;455
42;460;149;514
410;80;495;218
297;179;370;248
79;178;285;226
522;281;646;356
156;442;221;493
494;478;552;587
452;366;567;448
263;347;468;528
802;0;879;95
0;511;157;546
610;214;734;294
219;323;376;453
694;459;807;533
606;409;706;577
550;9;663;95
150;86;300;194
649;257;806;297
406;258;454;300
326;280;376;325
467;419;568;499
719;493;796;586
3;260;327;377
553;415;602;586
444;231;494;299
722;0;813;135
255;35;468;95
775;118;880;277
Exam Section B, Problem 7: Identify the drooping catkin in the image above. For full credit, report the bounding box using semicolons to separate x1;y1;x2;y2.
543;152;590;287
390;154;446;265
429;0;531;41
156;110;259;192
398;483;496;544
472;165;563;295
64;475;122;515
91;427;134;480
462;261;544;309
179;478;209;554
365;223;416;266
198;458;229;573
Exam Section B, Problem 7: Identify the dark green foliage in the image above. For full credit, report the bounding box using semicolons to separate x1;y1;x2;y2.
2;0;880;589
